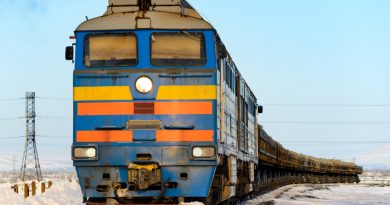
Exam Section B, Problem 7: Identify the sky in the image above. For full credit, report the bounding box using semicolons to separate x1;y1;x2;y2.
0;0;389;170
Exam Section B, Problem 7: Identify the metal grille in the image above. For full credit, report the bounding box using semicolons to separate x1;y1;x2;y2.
239;122;249;153
134;102;154;114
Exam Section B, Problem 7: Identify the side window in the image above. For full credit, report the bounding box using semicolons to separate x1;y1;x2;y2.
229;67;232;90
232;70;236;94
248;97;256;117
227;64;231;90
222;61;237;95
223;61;227;83
232;69;236;94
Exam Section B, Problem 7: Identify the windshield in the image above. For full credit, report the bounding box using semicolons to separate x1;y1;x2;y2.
151;33;206;66
84;33;137;67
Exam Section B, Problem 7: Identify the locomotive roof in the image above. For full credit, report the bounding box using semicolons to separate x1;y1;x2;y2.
76;0;213;31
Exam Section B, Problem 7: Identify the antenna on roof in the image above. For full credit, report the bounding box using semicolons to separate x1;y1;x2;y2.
180;0;184;16
138;0;151;11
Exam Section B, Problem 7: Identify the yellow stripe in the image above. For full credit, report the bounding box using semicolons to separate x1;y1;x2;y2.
156;85;217;100
74;86;132;101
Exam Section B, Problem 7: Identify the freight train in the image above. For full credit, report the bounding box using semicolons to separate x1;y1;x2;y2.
66;1;362;204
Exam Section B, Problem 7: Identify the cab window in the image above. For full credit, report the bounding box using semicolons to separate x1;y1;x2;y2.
84;33;137;67
151;32;206;66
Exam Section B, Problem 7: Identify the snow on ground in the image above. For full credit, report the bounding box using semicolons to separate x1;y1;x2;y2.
0;178;204;205
0;172;204;205
244;171;390;205
0;179;83;205
360;171;390;186
2;171;389;205
244;184;390;205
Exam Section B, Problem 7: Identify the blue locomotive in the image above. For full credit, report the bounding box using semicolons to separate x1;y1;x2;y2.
66;1;361;204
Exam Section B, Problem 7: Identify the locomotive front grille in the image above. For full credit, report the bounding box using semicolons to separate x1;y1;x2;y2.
127;120;162;130
134;102;154;114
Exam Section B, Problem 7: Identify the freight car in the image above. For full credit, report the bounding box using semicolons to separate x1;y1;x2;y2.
256;126;362;193
65;1;362;204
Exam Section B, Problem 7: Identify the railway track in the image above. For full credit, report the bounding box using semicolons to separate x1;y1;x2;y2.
85;183;319;205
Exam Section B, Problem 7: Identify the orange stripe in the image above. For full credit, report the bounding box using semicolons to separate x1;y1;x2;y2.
78;102;134;116
77;131;132;142
78;102;212;116
155;102;212;115
156;130;214;142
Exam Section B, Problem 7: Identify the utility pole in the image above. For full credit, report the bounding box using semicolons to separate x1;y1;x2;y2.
20;92;42;182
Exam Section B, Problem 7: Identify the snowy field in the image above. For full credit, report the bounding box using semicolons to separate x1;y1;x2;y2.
245;172;390;205
244;184;390;205
360;171;390;186
1;172;389;205
0;172;204;205
0;172;83;205
0;180;83;205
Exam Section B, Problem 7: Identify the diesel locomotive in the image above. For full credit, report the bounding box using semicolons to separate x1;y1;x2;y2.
66;1;362;204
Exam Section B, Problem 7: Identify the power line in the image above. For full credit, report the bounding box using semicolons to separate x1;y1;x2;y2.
36;116;72;119
36;97;72;101
0;97;24;102
263;104;390;107
0;116;72;121
282;141;390;144
0;143;71;147
0;96;71;101
0;135;69;140
0;136;24;140
0;117;24;121
37;135;68;138
262;121;390;125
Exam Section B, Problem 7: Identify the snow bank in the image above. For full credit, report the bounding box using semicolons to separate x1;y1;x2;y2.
245;183;390;205
5;172;389;205
0;172;205;205
0;180;83;205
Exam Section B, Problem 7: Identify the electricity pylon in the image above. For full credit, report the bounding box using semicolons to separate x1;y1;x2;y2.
20;92;42;182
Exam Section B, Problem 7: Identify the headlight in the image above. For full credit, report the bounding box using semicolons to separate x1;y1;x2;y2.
73;147;97;159
192;146;215;158
135;76;153;94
